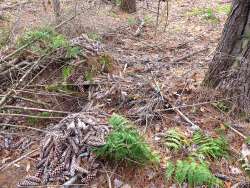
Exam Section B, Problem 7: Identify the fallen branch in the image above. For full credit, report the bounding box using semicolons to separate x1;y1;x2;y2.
0;149;39;171
0;95;49;107
0;113;64;119
173;47;208;63
134;19;145;37
173;108;200;130
0;56;44;108
3;105;71;114
0;123;49;133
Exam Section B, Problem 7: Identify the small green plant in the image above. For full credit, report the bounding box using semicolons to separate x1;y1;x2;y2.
98;54;113;72
18;27;79;57
188;7;219;23
115;0;121;6
212;101;231;112
87;32;102;41
144;15;153;24
192;131;229;160
127;17;137;25
40;111;50;117
27;112;51;125
166;158;222;187
66;46;80;58
94;114;159;165
216;4;232;15
0;27;10;48
62;66;73;81
164;129;188;152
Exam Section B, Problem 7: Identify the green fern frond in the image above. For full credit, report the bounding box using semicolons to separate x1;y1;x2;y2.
165;161;175;182
192;131;229;160
95;114;159;165
175;160;190;184
166;158;222;187
165;129;188;152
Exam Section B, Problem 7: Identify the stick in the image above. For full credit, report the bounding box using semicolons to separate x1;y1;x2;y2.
0;56;44;108
63;175;78;186
134;19;145;37
155;0;161;30
173;108;200;130
0;113;64;119
0;41;34;64
173;47;208;63
0;95;49;107
0;149;39;171
0;123;49;133
3;105;71;114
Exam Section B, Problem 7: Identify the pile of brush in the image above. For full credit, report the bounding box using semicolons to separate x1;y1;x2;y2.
18;112;109;186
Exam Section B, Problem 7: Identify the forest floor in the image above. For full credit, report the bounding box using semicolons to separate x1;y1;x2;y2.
0;0;249;187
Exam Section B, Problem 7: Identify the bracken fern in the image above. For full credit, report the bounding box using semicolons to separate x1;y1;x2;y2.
192;131;229;160
165;129;188;152
166;158;222;187
94;114;159;165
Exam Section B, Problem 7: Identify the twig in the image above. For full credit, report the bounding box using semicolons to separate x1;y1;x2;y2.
173;47;208;63
15;89;83;98
3;105;71;114
0;149;39;171
173;108;199;130
155;0;161;30
0;95;49;107
102;165;112;188
156;94;246;112
163;0;169;31
0;41;34;64
0;56;44;108
151;80;200;129
0;123;49;133
134;19;145;37
0;113;64;119
63;175;78;186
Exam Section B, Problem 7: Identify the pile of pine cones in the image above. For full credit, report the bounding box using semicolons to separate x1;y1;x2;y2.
18;112;109;186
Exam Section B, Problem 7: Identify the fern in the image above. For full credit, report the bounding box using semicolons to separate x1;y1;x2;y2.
192;131;229;160
165;129;188;152
94;114;159;165
165;161;175;182
175;160;190;184
167;158;222;187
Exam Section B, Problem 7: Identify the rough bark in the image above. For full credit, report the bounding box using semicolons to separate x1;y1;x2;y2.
52;0;61;23
203;0;250;112
120;0;136;13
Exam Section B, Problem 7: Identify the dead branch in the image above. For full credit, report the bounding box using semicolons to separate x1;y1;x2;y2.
0;113;64;119
0;56;44;108
173;108;200;130
134;19;145;37
3;105;71;114
173;47;209;63
0;123;49;133
0;149;39;171
0;95;49;107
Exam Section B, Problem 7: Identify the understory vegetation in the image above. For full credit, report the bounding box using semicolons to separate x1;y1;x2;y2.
95;114;160;165
0;0;249;187
17;27;80;58
165;158;222;187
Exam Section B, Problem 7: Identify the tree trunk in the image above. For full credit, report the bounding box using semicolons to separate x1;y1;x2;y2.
52;0;61;23
120;0;136;13
203;0;250;112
